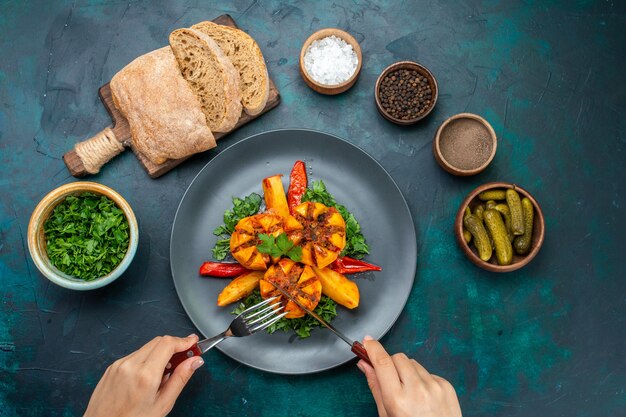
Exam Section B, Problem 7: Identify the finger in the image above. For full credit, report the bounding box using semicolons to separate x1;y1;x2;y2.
141;333;197;365
432;374;455;391
122;336;165;363
362;339;402;397
357;360;388;417
158;355;204;410
411;359;435;383
144;334;199;372
391;353;422;386
161;372;171;386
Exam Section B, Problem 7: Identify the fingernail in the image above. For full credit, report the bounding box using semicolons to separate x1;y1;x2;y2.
364;335;374;341
191;358;204;370
356;361;366;374
187;333;198;339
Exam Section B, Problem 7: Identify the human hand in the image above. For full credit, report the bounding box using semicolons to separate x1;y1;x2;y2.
84;334;204;417
358;337;462;417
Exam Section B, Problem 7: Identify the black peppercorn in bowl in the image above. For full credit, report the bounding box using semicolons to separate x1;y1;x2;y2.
375;61;438;125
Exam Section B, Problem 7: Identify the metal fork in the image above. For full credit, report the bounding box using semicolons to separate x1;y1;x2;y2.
164;296;287;375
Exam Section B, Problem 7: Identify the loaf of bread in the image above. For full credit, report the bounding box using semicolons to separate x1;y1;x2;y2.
110;47;216;165
192;21;270;116
169;28;242;133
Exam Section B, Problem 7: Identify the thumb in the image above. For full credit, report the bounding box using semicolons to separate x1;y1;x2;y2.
357;359;387;417
158;355;204;411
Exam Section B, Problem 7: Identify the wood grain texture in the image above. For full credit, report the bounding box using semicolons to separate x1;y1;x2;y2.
63;14;280;178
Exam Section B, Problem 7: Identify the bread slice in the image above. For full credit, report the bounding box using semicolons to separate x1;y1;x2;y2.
110;47;216;165
169;28;242;133
192;21;269;116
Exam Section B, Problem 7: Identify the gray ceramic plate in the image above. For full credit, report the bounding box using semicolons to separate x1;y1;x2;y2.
170;129;417;374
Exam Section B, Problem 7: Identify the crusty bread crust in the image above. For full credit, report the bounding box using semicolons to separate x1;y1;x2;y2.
110;47;216;165
192;21;269;116
169;28;242;132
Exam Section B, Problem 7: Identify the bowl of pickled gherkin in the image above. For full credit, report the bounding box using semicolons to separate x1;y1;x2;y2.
455;182;545;272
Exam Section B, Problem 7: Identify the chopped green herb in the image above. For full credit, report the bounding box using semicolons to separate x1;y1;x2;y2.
212;193;262;260
302;180;369;259
257;233;302;262
232;289;338;339
43;192;129;281
211;239;230;261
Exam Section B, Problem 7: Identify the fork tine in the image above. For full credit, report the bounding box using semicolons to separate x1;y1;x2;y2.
243;302;282;321
250;311;289;333
246;304;285;326
238;296;278;316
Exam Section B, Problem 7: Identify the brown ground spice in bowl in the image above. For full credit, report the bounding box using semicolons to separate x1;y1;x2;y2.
439;118;494;170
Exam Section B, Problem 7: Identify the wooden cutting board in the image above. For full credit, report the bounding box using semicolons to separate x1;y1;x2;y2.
63;14;280;179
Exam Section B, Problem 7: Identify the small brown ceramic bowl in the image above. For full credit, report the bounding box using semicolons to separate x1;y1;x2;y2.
300;28;362;95
433;113;497;176
28;182;138;290
375;61;438;125
455;182;545;273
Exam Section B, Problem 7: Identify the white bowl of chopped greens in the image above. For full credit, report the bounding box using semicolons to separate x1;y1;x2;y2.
28;182;138;290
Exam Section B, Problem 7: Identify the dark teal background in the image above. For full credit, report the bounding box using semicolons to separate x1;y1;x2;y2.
1;1;625;416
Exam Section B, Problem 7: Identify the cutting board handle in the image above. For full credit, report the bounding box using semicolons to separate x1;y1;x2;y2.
63;127;126;177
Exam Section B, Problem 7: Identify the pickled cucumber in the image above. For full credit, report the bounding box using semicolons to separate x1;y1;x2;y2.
506;188;524;235
474;204;485;222
479;190;507;201
483;209;513;265
473;204;494;248
486;200;497;210
514;198;534;255
495;204;515;242
464;214;492;261
463;207;472;243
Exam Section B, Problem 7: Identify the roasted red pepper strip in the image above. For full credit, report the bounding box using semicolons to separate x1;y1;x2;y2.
287;160;307;214
330;257;382;274
199;262;249;278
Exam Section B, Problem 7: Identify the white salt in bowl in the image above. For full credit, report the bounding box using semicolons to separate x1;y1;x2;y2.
299;28;362;95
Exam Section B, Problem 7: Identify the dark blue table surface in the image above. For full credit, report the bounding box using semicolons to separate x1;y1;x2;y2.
1;1;625;416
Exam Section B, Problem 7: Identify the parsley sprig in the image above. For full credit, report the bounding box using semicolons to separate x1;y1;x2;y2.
233;289;338;338
256;233;302;262
212;193;262;260
302;180;369;259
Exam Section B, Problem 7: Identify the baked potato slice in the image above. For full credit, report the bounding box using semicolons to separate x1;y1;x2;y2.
217;271;264;306
312;266;359;309
260;259;322;318
262;175;290;220
230;212;284;270
262;174;303;232
289;202;346;269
